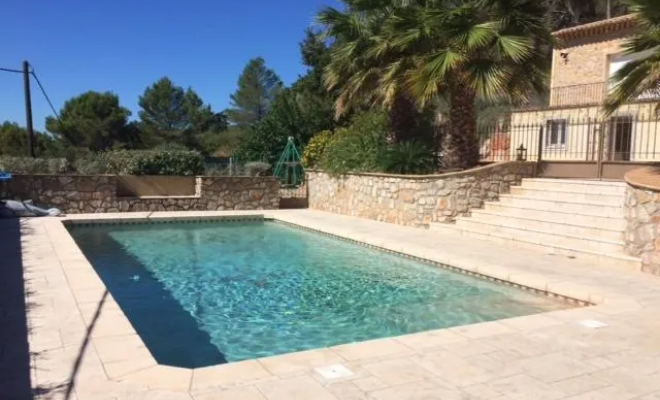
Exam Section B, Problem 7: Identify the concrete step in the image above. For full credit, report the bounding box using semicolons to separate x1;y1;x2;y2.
477;205;626;231
467;210;623;242
496;195;623;218
509;186;623;206
454;218;625;254
520;178;627;195
429;223;640;270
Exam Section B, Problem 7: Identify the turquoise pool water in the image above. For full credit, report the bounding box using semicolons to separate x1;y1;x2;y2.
69;220;569;368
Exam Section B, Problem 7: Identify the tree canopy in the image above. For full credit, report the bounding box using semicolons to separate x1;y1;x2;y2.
45;91;136;151
605;0;660;115
0;122;58;157
138;77;227;151
226;57;283;128
319;0;553;169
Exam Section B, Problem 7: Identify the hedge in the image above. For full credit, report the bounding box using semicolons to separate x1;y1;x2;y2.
0;157;69;174
1;149;205;176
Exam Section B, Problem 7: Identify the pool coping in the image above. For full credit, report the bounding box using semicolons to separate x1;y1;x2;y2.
27;210;652;396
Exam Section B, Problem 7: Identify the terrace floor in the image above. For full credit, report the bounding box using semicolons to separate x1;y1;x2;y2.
2;209;660;400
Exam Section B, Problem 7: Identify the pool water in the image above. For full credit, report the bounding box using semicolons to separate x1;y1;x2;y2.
69;220;570;368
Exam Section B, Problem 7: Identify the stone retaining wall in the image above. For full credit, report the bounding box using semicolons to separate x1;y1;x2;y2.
0;175;280;213
307;162;534;227
624;170;660;275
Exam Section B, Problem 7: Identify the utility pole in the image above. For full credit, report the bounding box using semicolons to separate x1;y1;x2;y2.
23;60;35;158
607;0;611;19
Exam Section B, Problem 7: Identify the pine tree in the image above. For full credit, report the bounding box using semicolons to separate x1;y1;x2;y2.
226;57;282;128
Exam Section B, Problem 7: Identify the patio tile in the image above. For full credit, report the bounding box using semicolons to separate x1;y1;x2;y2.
258;349;345;376
118;365;192;391
393;329;466;351
116;389;194;400
256;375;337;400
590;366;660;397
191;360;273;390
512;352;603;383
192;386;266;400
362;357;434;386
547;375;609;398
450;321;516;339
414;350;496;387
92;334;151;363
498;314;565;331
440;338;499;357
368;379;469;400
461;383;504;399
325;380;369;400
331;338;413;361
484;374;566;400
351;376;388;392
103;357;158;379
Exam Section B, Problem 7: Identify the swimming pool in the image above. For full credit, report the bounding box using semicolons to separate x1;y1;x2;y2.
69;219;570;368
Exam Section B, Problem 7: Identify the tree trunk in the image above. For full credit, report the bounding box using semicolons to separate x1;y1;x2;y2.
389;93;419;143
442;86;479;170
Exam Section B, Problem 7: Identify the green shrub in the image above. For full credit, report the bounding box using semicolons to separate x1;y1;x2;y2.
319;111;389;175
380;141;436;174
0;156;69;174
302;130;333;168
131;150;204;176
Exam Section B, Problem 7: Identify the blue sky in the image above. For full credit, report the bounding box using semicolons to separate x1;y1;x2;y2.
0;0;335;131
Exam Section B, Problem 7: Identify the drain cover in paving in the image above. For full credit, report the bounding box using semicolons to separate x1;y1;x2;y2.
578;319;608;329
314;364;354;379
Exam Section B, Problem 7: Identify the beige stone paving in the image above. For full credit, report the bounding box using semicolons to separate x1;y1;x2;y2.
2;209;660;400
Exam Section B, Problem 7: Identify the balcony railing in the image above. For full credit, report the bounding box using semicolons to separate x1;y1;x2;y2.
549;82;660;108
550;82;606;107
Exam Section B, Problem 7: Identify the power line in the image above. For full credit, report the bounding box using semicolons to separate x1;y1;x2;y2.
0;66;23;74
30;69;61;122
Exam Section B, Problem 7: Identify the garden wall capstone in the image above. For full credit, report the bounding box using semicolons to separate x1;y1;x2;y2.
624;167;660;275
307;161;534;227
0;175;280;213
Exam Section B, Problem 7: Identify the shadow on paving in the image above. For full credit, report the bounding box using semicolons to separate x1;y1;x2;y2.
0;218;34;400
0;218;113;400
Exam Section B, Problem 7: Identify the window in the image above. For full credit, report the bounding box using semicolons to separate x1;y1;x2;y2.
609;49;660;99
546;119;567;147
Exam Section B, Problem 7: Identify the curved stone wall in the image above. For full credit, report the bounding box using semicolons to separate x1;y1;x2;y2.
307;162;534;227
624;167;660;275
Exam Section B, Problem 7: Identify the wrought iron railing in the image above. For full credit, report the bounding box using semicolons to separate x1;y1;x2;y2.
550;82;607;107
547;82;660;108
479;106;660;163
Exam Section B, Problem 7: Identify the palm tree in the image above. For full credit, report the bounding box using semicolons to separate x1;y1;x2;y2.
605;0;660;115
319;0;553;169
319;1;424;144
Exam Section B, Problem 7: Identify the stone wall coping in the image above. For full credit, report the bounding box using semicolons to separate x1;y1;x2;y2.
117;195;201;200
624;167;660;192
307;161;530;180
9;174;278;179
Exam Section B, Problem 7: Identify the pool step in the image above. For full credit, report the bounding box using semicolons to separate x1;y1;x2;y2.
430;178;640;271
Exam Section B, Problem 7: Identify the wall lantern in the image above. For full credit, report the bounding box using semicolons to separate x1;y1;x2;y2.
516;144;528;161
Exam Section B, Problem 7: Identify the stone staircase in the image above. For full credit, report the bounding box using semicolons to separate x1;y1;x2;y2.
430;178;641;270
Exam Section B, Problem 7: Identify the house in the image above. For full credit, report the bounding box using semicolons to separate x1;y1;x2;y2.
480;15;660;179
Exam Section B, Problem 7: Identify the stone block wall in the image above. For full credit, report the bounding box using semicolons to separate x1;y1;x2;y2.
551;29;632;90
0;175;280;214
624;183;660;275
307;162;534;227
